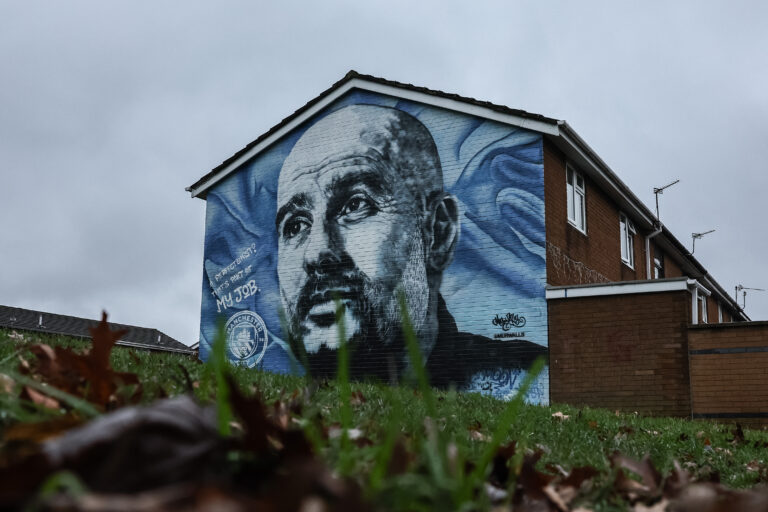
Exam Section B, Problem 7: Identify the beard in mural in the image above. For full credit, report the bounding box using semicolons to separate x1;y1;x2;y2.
276;104;546;383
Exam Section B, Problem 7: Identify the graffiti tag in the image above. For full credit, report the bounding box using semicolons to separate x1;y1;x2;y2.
492;312;526;331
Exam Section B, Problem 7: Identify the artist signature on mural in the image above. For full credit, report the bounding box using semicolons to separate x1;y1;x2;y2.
492;312;526;331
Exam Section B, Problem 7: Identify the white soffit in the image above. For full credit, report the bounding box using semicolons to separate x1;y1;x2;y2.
188;78;560;198
546;279;690;300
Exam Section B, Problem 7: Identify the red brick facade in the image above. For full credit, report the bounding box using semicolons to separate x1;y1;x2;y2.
543;138;736;324
689;322;768;426
548;290;692;416
544;140;646;286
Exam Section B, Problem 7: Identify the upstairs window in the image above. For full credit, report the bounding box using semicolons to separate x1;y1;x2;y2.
698;295;708;324
566;165;586;232
653;251;665;279
620;213;635;268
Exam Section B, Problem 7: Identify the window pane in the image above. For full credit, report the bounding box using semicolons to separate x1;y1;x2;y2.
576;175;584;190
619;217;626;258
575;192;584;228
567;182;575;220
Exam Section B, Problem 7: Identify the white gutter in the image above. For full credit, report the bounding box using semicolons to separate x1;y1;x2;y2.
546;278;689;300
645;224;663;280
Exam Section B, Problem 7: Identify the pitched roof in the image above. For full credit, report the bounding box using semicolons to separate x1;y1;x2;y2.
0;305;195;355
186;71;746;320
186;70;560;198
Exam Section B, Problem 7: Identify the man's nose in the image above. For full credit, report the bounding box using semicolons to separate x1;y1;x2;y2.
303;222;342;276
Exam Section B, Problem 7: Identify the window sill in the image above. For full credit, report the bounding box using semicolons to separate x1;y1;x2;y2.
621;259;635;270
567;220;587;236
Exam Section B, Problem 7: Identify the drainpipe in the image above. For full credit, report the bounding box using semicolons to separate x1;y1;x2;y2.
645;223;663;280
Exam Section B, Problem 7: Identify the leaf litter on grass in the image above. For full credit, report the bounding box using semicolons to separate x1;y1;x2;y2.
3;313;768;510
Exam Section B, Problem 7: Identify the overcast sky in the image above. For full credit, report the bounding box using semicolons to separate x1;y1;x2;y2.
1;1;766;345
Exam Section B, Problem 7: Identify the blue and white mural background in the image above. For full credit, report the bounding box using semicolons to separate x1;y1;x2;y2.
199;90;549;402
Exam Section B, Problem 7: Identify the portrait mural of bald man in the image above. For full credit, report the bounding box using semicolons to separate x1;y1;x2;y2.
199;91;549;402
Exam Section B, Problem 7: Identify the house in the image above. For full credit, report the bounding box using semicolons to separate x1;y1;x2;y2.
0;305;195;355
189;71;765;420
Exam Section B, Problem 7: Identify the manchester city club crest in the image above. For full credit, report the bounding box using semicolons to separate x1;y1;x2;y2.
225;311;269;367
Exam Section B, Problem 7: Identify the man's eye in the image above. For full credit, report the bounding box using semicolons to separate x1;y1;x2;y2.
283;218;310;239
339;194;375;219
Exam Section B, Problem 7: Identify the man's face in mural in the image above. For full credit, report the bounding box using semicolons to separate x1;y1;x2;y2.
276;105;458;375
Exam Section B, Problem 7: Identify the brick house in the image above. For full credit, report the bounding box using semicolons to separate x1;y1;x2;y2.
189;71;761;419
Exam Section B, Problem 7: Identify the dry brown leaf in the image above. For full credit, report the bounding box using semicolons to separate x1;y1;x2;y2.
3;414;84;443
0;373;15;394
20;386;60;410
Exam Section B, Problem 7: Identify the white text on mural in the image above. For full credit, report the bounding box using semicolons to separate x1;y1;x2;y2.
216;280;259;313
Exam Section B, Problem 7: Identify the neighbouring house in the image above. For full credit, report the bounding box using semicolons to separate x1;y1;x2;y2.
189;71;766;422
0;305;194;356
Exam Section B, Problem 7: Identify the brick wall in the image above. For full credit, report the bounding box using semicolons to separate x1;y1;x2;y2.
549;290;691;416
689;322;768;426
199;98;551;402
544;140;646;286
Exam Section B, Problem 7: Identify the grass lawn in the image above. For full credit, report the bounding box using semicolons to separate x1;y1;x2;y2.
2;326;768;511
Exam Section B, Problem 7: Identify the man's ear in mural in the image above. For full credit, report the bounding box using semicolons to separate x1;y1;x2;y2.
427;193;460;272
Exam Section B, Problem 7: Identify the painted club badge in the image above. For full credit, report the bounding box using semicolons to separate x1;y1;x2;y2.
225;310;268;367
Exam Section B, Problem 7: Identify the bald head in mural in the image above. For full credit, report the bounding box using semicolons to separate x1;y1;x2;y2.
276;104;459;378
275;103;546;383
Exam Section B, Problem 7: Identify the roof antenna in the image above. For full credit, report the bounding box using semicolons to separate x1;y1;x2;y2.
735;284;765;309
691;229;715;254
653;179;680;221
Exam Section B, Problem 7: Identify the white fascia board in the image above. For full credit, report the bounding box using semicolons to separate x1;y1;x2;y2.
188;78;560;198
546;279;689;300
557;123;655;228
355;80;561;136
687;279;712;297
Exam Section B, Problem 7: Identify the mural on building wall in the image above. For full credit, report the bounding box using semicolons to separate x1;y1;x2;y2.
199;91;549;402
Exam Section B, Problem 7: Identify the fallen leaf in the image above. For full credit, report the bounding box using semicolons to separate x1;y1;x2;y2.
349;390;366;406
20;386;60;410
0;373;15;394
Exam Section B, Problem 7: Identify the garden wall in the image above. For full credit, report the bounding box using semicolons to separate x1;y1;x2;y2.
689;321;768;427
548;288;692;417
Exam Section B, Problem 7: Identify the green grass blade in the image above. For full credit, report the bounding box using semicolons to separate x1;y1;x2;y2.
397;291;449;489
334;296;354;475
368;385;403;491
461;357;546;501
2;371;101;418
210;320;232;437
397;291;436;419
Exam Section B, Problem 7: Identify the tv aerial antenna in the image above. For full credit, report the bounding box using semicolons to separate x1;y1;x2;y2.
691;229;715;255
653;179;680;221
735;284;765;309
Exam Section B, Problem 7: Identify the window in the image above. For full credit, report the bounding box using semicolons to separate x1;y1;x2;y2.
698;295;708;323
566;165;586;232
653;251;665;279
718;303;723;323
619;213;635;267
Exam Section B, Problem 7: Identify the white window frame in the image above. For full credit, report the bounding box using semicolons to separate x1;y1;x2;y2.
566;164;586;233
653;252;664;279
619;212;635;268
699;294;708;323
